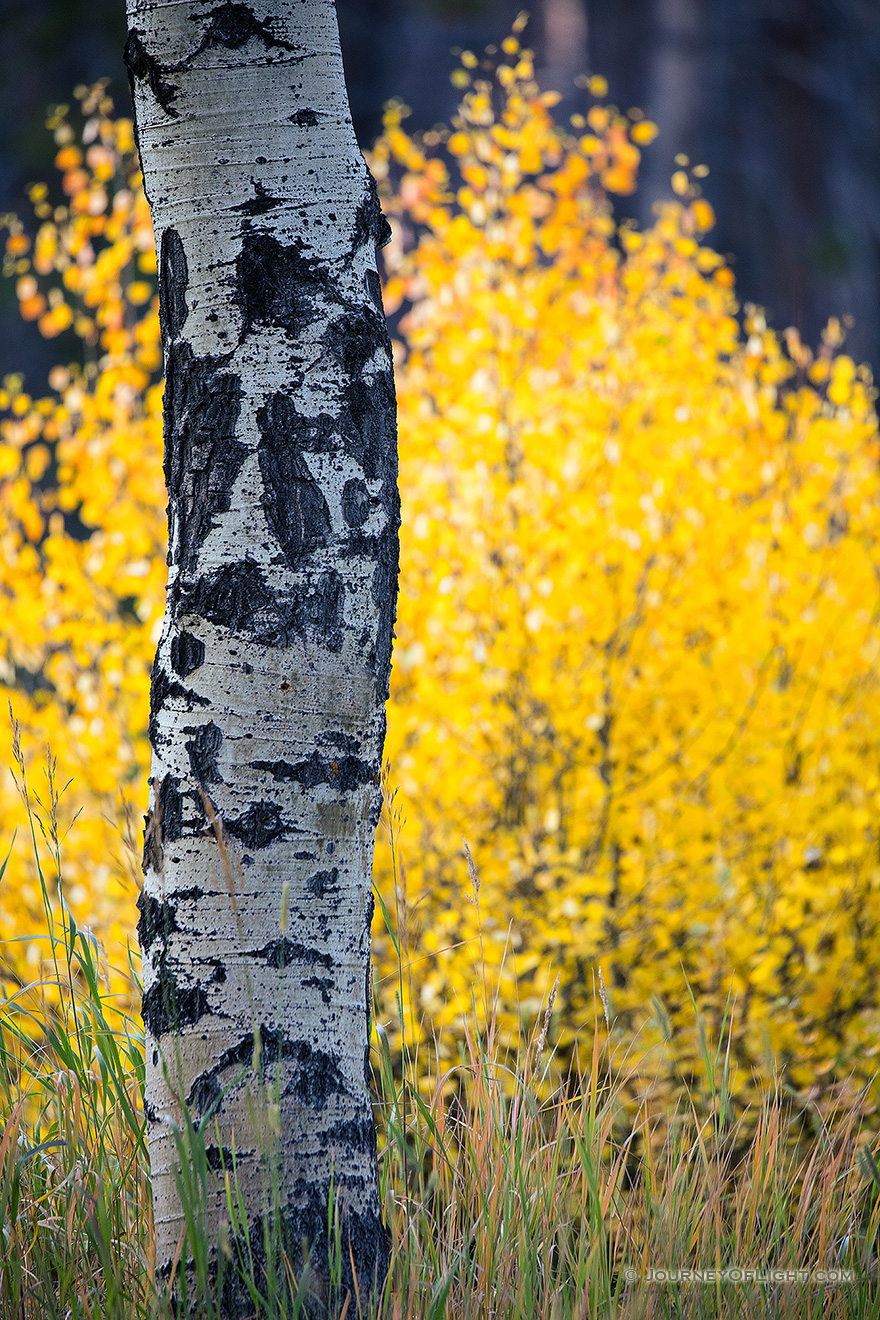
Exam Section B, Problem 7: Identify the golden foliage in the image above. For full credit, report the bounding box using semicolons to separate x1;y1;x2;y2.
371;41;880;1109
0;83;164;968
0;54;878;1112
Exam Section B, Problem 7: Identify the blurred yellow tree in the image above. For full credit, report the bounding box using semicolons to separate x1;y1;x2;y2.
0;83;164;970
2;48;880;1112
371;33;880;1107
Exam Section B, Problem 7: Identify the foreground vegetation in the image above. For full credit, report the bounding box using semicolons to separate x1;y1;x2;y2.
0;742;877;1319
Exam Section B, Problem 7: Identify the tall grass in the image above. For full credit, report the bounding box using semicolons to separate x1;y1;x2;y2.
1;734;879;1318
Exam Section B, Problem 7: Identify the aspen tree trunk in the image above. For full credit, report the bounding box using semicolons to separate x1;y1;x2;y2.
124;1;397;1310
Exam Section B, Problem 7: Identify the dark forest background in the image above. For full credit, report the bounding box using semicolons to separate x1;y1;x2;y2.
1;0;878;387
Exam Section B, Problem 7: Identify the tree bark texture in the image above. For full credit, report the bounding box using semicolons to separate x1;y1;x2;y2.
124;0;397;1309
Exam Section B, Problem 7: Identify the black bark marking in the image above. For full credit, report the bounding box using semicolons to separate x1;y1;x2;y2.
289;108;320;126
188;1071;222;1118
198;955;227;984
150;659;210;746
185;1026;343;1119
234;180;284;216
319;729;361;754
137;891;178;956
353;175;392;251
170;630;205;677
251;752;372;791
143;775;210;871
252;394;344;458
341;476;371;527
164;340;246;580
252;938;332;969
185;720;224;784
178;559;286;643
186;1032;254;1115
284;1039;347;1108
123;29;179;116
372;542;399;703
339;370;396;484
224;800;286;848
364;268;383;311
250;758;300;782
151;663;211;718
158;227;188;341
193;1;293;52
307;868;338;898
213;1196;388;1319
297;570;344;651
179;559;344;651
156;773;184;844
205;1144;233;1172
169;884;205;901
324;1113;376;1156
257;395;331;562
142;970;212;1039
301;974;333;1003
235;232;323;338
323;306;387;379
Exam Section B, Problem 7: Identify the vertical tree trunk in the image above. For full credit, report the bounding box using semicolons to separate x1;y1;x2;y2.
124;0;397;1311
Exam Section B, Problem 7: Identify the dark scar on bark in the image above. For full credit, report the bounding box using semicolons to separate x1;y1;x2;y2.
251;752;373;791
154;773;184;844
307;868;338;898
141;968;212;1038
205;1144;233;1172
143;775;210;872
341;477;372;528
190;1;294;54
282;1039;348;1108
322;306;390;380
289;108;321;126
136;891;179;956
364;268;384;312
170;630;205;677
158;227;188;341
149;659;210;746
372;538;399;703
198;956;227;984
234;232;324;339
211;1198;389;1320
319;729;361;753
123;30;179;116
224;800;288;848
301;974;333;1003
253;395;340;456
185;1026;343;1115
164;341;246;580
338;370;397;483
353;175;393;251
184;720;224;784
324;1113;377;1156
234;179;284;216
251;938;332;969
178;559;344;651
257;395;331;562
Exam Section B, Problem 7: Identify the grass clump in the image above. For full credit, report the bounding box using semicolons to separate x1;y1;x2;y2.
0;744;878;1318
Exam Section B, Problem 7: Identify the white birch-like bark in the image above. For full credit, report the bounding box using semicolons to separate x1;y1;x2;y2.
124;2;397;1311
